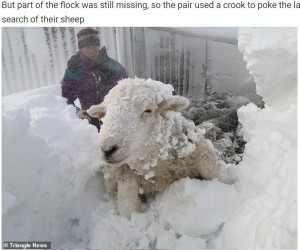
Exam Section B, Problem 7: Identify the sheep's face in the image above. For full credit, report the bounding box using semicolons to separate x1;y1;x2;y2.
88;79;189;167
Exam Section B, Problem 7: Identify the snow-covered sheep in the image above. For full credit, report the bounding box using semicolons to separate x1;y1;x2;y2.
88;78;219;218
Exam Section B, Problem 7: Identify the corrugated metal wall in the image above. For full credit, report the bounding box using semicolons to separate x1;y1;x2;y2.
143;28;207;99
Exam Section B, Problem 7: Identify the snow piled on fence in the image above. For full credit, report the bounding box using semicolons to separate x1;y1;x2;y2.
2;28;297;249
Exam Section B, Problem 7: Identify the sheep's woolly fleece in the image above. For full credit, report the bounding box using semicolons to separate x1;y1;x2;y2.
98;78;204;174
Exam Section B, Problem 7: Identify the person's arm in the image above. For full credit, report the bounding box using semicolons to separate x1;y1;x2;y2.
61;70;79;106
61;75;90;120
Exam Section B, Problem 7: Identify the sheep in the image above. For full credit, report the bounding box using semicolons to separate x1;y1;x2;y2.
88;78;220;218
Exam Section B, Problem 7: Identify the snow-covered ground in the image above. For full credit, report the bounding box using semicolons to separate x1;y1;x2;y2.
2;27;297;249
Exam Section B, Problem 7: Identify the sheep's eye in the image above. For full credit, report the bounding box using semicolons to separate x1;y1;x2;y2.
144;109;152;113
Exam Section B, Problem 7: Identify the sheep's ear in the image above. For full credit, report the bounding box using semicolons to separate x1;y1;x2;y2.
158;96;190;114
87;104;106;119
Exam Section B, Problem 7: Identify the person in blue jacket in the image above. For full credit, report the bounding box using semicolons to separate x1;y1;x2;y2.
61;27;127;131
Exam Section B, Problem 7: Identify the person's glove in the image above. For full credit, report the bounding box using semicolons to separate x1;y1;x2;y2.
76;108;91;122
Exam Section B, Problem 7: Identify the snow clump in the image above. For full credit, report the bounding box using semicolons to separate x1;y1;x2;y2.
222;27;297;249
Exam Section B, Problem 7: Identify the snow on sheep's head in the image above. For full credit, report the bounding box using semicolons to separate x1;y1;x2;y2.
88;78;189;168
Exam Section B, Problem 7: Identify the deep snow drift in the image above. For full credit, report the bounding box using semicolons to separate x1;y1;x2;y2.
222;28;297;248
2;28;297;249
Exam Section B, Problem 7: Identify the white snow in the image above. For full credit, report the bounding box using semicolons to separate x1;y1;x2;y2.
221;27;297;249
2;86;105;247
2;27;297;249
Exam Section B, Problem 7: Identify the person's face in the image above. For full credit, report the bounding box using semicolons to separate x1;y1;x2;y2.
81;45;100;60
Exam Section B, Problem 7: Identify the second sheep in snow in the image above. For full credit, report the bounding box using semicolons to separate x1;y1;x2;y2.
88;78;220;218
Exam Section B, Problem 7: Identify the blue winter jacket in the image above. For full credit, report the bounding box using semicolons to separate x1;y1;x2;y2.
61;47;127;110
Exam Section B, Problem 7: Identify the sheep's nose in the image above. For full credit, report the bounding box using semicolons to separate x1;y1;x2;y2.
101;145;119;158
